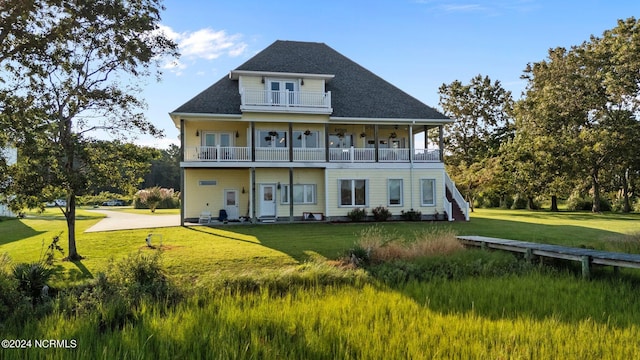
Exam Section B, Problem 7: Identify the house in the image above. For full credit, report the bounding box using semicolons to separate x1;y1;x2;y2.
0;147;17;217
169;40;469;225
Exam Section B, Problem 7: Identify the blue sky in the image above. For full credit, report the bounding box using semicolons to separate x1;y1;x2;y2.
136;0;640;148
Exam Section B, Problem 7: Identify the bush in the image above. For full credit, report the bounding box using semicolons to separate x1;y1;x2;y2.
567;194;611;211
511;194;528;209
106;251;180;305
0;254;22;322
371;206;391;222
77;192;129;207
400;209;422;221
346;208;367;222
13;262;53;305
134;187;180;211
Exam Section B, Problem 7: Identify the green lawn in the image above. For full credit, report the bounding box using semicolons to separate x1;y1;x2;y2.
2;209;640;359
1;208;639;285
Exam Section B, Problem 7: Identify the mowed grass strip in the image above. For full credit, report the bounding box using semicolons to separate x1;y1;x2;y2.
1;208;640;284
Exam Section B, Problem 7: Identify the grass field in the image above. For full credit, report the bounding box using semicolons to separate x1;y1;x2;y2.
1;209;640;358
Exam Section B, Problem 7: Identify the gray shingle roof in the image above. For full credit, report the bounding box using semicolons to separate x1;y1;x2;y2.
173;40;448;120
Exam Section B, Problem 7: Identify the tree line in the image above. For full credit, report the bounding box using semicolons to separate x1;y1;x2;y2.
439;17;640;213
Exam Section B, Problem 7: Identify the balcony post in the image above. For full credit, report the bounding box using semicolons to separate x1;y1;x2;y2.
439;125;444;162
325;123;330;162
216;144;221;162
289;122;293;162
251;122;256;162
409;124;413;163
350;146;354;163
374;125;379;162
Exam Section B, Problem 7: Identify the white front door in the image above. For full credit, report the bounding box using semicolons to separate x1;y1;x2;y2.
224;189;239;220
259;184;276;217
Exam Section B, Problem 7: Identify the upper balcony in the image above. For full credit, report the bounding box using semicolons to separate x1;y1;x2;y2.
240;89;332;114
184;146;441;164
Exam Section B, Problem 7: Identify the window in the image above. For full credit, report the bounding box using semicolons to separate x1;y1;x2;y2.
339;179;367;207
293;131;319;148
199;180;217;186
202;132;232;147
329;134;353;148
281;184;316;204
258;130;287;148
388;179;403;206
421;179;436;206
269;79;297;105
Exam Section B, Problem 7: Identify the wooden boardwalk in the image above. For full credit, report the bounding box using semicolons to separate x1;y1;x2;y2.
457;235;640;278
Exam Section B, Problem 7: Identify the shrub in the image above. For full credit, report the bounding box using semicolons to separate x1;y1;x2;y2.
106;251;180;305
511;194;528;209
400;208;422;221
77;192;129;207
134;187;180;211
13;262;53;305
0;254;22;322
346;208;367;222
371;206;391;222
567;194;611;211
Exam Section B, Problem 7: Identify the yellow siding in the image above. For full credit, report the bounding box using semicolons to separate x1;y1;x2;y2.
184;169;250;219
239;75;263;90
325;168;446;217
300;78;324;92
254;168;325;217
185;120;250;148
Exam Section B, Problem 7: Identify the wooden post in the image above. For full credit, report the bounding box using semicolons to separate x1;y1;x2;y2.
525;248;534;263
581;256;591;279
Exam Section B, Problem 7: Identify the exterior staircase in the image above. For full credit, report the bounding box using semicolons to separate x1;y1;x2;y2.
444;172;470;221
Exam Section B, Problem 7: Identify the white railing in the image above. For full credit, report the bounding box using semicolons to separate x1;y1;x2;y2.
413;149;441;162
255;147;289;162
183;145;443;164
241;89;331;109
378;148;410;162
293;148;325;161
185;146;250;162
329;147;375;162
445;172;470;221
444;199;453;222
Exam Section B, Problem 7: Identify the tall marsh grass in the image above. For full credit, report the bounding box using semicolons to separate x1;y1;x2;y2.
351;226;463;264
4;281;640;359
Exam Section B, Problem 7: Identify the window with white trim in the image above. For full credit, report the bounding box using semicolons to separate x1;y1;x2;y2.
293;131;319;148
388;179;403;206
339;179;368;207
281;184;316;204
258;130;288;148
421;179;436;206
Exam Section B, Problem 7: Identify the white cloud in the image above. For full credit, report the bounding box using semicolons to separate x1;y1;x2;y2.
154;25;248;74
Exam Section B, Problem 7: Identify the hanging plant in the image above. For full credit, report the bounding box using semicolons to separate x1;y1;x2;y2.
360;132;367;138
304;129;312;136
390;132;397;138
268;131;279;137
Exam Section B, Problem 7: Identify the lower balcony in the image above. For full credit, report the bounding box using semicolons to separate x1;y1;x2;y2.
184;146;440;163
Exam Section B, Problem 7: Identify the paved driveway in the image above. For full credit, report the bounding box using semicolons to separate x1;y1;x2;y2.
84;209;181;232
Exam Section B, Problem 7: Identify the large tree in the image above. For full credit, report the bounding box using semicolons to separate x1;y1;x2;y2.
438;74;514;209
0;0;178;259
519;18;640;212
143;144;181;190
